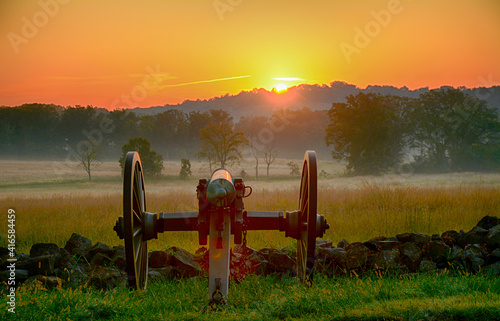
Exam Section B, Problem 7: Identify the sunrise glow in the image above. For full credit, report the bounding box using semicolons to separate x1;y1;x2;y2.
0;0;499;109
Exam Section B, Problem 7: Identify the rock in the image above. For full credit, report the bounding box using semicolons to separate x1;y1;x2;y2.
323;248;347;269
481;261;500;276
87;267;126;289
64;233;92;257
419;259;437;272
400;242;422;272
431;234;442;241
90;253;112;266
427;240;450;267
476;216;500;230
316;240;333;248
57;265;88;285
447;246;463;262
111;246;126;270
485;225;500;249
486;248;500;264
17;255;55;276
396;233;431;248
148;267;174;281
464;226;488;245
0;269;29;283
58;251;77;271
377;240;400;251
88;242;113;259
149;251;169;268
167;247;201;278
337;239;349;248
25;275;63;289
345;242;370;269
233;244;258;256
363;236;387;251
29;243;60;257
441;230;458;247
268;249;295;274
373;249;402;270
461;244;486;272
456;230;467;248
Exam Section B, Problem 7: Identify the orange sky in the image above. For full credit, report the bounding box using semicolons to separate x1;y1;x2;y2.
1;0;499;109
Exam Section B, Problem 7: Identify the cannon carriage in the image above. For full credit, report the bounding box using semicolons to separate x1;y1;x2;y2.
114;150;329;304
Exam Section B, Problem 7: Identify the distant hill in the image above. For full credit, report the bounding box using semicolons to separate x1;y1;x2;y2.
131;81;500;119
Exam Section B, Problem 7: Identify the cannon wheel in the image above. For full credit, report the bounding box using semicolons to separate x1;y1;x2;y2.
296;151;317;285
123;151;148;290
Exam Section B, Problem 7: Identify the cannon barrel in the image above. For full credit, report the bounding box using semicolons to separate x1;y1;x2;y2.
206;169;236;207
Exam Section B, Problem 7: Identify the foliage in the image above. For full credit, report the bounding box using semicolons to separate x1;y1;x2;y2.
325;93;410;175
197;110;248;169
179;158;192;180
410;88;500;172
263;146;278;179
119;137;163;177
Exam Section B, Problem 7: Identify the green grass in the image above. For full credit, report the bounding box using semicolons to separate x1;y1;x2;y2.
2;273;499;320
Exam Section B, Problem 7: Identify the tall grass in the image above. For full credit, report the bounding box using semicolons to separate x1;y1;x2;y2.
1;182;498;254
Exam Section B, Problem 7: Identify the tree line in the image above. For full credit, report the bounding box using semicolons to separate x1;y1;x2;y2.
325;88;500;174
1;87;498;177
0;104;328;162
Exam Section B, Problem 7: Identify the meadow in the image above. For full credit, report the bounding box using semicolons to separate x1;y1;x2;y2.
0;159;499;320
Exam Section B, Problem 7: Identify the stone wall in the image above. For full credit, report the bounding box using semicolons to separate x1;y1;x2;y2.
1;216;499;290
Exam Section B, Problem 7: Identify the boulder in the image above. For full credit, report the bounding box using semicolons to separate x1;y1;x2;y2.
111;246;126;270
481;261;500;276
461;244;486;272
396;233;430;248
57;265;88;285
345;242;370;270
88;242;113;259
363;236;387;251
476;216;500;230
419;259;437;272
323;248;347;270
400;242;422;272
87;267;126;289
268;249;295;274
377;240;400;251
427;240;450;267
64;233;92;257
149;251;169;268
441;230;458;247
29;243;60;257
373;249;402;270
486;248;500;265
316;240;333;248
0;269;29;283
148;267;174;281
485;225;500;249
456;230;468;248
167;247;201;278
337;239;349;249
90;253;112;266
17;255;55;276
464;226;489;245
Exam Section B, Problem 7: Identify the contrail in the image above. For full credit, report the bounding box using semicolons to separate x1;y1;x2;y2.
160;75;250;88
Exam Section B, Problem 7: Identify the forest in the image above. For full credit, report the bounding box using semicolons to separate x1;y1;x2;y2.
0;88;498;175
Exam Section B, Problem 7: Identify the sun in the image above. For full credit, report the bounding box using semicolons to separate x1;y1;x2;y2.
275;84;288;92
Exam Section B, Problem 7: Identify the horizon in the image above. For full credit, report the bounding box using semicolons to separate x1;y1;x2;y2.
1;0;499;110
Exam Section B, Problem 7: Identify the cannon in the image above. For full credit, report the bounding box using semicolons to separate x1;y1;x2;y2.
114;150;329;304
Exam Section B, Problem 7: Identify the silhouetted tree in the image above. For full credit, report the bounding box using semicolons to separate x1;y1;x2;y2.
325;93;409;175
119;137;163;176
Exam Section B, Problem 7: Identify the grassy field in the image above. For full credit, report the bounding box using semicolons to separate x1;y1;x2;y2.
1;272;499;320
0;160;499;320
0;159;499;254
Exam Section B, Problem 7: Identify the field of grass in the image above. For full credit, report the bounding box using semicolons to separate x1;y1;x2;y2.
1;272;499;320
0;160;499;254
0;160;499;320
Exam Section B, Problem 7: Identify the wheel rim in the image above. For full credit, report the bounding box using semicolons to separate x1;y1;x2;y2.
123;151;148;290
297;151;317;285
